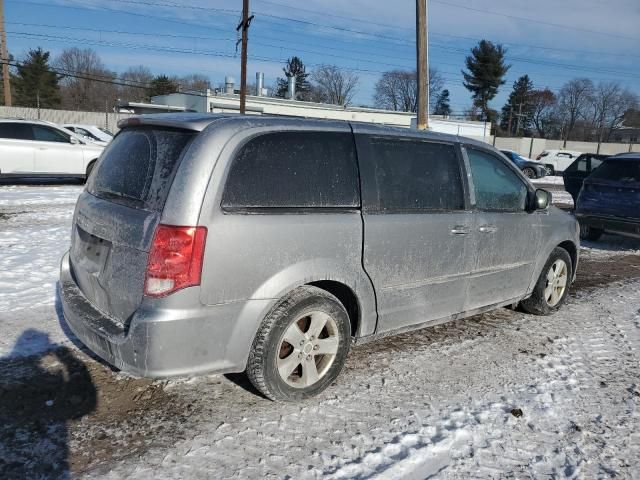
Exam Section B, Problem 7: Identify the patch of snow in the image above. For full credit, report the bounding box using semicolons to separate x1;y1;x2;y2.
84;280;640;479
0;185;82;357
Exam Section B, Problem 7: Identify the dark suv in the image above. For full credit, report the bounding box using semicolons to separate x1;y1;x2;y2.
576;153;640;241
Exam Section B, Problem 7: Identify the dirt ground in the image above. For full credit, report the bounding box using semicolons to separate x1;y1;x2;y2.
2;250;639;478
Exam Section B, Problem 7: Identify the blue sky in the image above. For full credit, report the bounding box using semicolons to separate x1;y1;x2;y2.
5;0;640;113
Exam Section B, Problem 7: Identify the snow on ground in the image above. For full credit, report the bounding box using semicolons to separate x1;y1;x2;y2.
2;184;640;479
0;185;82;356
84;278;640;480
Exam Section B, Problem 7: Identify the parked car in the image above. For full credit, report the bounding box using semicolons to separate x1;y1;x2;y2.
0;119;104;180
536;150;582;175
59;114;579;401
575;153;640;241
62;124;114;146
562;153;609;204
500;150;546;179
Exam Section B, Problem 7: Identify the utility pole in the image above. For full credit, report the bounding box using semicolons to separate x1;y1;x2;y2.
515;101;523;137
237;0;253;115
416;0;428;130
507;107;513;136
0;0;12;106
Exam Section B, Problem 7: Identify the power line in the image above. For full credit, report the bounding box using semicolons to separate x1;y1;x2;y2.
11;1;640;72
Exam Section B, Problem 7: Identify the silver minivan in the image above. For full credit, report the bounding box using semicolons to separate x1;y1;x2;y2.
60;114;579;401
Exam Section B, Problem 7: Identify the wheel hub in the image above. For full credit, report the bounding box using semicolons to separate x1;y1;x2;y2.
302;342;314;355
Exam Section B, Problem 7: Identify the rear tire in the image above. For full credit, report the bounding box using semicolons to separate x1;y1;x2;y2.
247;286;351;401
521;247;572;316
522;167;536;179
580;225;603;241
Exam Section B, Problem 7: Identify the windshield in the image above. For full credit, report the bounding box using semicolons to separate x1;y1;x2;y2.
87;127;195;211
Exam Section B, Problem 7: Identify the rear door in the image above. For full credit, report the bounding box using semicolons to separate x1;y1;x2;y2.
70;127;195;325
31;124;84;174
0;123;35;174
357;133;475;332
463;147;541;309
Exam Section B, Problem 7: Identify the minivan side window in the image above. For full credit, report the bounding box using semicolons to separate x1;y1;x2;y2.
466;148;528;211
222;131;360;209
0;123;34;140
369;137;465;212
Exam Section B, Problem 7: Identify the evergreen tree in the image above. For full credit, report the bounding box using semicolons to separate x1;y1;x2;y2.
500;75;535;136
433;89;451;116
12;48;61;108
276;57;310;99
462;40;510;122
146;75;178;98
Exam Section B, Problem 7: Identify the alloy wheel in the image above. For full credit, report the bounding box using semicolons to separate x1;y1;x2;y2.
276;311;339;388
544;259;568;307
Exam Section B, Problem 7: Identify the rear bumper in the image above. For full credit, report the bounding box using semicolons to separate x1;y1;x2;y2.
59;252;272;378
576;213;640;239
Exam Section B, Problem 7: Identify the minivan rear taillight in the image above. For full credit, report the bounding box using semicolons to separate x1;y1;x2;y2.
144;225;207;298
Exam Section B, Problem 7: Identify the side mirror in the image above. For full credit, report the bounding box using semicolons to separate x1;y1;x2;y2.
70;136;80;145
534;189;551;210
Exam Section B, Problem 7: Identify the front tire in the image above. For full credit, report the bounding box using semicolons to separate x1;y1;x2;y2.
522;167;536;179
247;286;351;401
521;247;572;315
544;165;554;176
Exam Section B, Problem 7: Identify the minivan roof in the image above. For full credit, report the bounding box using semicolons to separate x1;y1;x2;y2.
117;113;481;145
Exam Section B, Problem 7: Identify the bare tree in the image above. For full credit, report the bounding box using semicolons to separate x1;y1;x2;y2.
590;82;639;145
311;65;359;106
176;73;211;93
373;68;443;112
557;78;594;146
55;48;118;111
119;65;153;103
530;89;557;138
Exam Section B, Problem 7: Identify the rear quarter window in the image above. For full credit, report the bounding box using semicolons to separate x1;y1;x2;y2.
222;131;360;209
87;127;195;212
0;123;33;140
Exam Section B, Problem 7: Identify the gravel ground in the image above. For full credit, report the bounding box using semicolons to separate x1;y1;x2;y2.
1;184;640;479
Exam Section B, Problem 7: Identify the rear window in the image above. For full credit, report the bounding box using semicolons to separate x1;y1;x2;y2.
222;131;360;209
590;160;640;183
370;137;464;212
88;127;195;211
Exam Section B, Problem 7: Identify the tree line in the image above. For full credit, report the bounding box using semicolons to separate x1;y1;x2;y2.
2;43;638;144
0;47;212;111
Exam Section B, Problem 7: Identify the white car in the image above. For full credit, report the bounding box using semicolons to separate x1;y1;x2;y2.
0;119;104;179
536;149;582;175
62;124;114;146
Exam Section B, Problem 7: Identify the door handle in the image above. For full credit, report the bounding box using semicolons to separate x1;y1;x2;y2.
450;225;470;235
479;225;498;234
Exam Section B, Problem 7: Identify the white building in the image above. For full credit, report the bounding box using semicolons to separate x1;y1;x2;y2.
120;87;490;140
